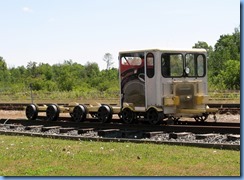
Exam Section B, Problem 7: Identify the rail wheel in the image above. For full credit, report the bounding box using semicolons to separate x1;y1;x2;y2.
72;105;87;122
90;113;98;118
46;104;59;121
194;113;208;122
25;104;38;120
121;107;135;124
98;105;112;123
146;108;161;125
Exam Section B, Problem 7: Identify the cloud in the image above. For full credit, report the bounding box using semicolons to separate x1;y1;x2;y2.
22;7;33;13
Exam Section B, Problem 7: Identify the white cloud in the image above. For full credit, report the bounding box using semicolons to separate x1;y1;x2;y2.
22;7;33;13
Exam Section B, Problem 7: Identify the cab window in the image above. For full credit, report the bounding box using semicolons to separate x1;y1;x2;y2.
197;54;205;77
146;53;154;78
185;54;196;76
161;53;184;77
185;53;206;77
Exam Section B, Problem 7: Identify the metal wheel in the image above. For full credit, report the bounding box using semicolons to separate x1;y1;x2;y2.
146;108;160;125
90;113;98;118
121;107;135;124
25;104;38;120
46;104;59;121
194;113;209;122
72;105;87;122
98;105;112;123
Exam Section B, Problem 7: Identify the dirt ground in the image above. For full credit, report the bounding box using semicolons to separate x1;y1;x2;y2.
0;110;240;123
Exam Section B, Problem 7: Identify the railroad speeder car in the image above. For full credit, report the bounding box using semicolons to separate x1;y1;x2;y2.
26;48;217;124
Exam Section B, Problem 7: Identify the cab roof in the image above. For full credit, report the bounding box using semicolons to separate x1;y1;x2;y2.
119;48;207;54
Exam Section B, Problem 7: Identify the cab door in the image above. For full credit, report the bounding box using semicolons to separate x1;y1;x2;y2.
145;52;157;108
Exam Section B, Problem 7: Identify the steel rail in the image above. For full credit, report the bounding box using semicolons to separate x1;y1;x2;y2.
0;119;240;134
0;119;240;150
0;129;239;151
7;116;240;127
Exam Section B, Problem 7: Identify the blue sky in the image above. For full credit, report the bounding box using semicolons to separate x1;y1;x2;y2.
0;0;240;70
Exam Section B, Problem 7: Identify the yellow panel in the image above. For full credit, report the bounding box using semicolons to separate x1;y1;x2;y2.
164;96;180;106
173;96;180;106
195;96;203;105
164;97;174;106
195;95;209;105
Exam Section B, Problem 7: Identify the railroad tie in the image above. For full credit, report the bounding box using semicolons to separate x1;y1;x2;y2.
169;132;191;139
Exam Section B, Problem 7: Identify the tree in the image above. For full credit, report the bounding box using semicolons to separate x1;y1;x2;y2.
211;28;240;72
103;53;114;70
193;27;240;90
215;60;240;89
192;41;213;52
84;62;100;78
192;41;213;59
0;57;9;82
209;27;240;89
26;61;38;78
0;57;7;71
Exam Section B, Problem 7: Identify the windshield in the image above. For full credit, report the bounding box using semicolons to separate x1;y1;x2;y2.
161;53;184;77
161;53;206;78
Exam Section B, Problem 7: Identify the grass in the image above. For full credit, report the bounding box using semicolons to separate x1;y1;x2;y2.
0;135;240;176
0;90;240;104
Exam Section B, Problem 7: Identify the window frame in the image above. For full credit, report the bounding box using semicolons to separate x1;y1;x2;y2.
161;53;184;78
146;53;155;78
161;53;206;78
196;54;206;77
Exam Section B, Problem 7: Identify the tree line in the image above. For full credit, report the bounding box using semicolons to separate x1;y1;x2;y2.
193;26;240;90
0;27;240;98
0;59;119;97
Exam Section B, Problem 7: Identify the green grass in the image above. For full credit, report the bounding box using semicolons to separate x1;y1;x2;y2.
0;90;240;104
0;135;240;176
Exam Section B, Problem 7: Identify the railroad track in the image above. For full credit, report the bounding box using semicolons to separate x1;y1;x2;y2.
0;119;240;150
31;115;241;129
